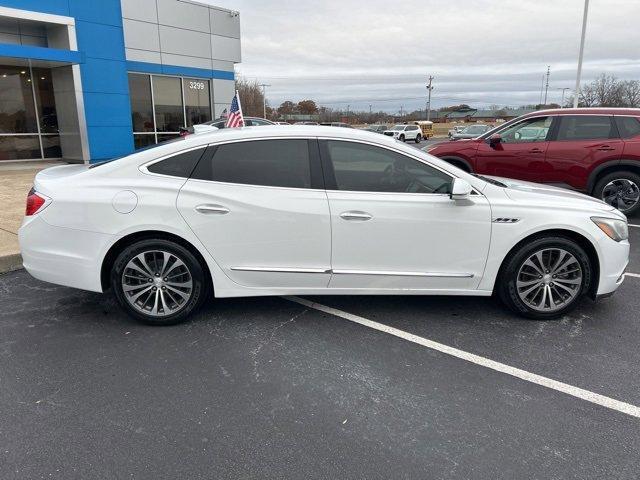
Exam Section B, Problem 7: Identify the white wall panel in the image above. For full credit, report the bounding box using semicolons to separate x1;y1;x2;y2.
211;35;240;62
159;25;211;59
123;18;160;52
210;9;240;38
157;0;210;33
120;0;158;23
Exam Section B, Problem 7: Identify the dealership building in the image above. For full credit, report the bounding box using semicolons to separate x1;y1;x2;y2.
0;0;240;163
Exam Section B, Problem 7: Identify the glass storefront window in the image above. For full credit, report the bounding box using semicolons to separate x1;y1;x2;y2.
183;78;211;127
0;65;38;134
128;74;154;133
153;75;184;132
0;135;40;160
32;68;59;134
41;134;61;158
128;73;213;149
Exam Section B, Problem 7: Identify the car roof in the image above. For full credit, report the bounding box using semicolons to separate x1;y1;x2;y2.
523;107;640;118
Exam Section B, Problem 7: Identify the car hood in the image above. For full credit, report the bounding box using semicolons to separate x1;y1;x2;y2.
492;176;623;217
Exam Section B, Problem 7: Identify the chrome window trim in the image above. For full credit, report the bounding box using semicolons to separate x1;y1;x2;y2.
230;266;331;274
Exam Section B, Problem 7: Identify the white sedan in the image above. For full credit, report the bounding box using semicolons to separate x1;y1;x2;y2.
19;126;629;325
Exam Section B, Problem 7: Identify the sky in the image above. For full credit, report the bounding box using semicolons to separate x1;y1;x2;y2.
203;0;640;113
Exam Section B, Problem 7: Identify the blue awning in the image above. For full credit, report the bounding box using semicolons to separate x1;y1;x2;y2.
0;43;83;65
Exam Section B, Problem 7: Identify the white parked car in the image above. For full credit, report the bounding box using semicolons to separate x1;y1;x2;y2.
19;126;629;325
383;124;422;143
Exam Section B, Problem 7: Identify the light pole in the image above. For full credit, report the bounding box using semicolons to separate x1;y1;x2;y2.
259;83;271;118
426;75;434;121
573;0;589;108
557;87;571;107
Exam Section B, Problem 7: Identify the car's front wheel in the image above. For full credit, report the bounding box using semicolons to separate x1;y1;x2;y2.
498;236;592;320
593;171;640;214
111;239;207;325
399;134;405;142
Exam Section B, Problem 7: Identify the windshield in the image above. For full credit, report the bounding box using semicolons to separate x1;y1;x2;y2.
390;125;405;131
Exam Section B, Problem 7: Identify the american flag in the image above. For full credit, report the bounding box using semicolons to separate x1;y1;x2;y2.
225;92;244;128
220;108;228;118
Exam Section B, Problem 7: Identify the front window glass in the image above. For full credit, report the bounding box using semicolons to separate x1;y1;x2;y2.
556;115;616;141
183;78;211;127
326;141;452;194
191;139;311;188
499;116;552;143
153;76;184;132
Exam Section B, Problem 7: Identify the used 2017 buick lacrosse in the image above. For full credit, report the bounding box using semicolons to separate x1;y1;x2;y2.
19;126;629;325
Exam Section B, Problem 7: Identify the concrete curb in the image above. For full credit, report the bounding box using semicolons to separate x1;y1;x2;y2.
0;253;23;274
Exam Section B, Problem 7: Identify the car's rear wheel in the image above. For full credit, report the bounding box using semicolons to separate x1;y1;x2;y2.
415;134;422;144
593;171;640;214
498;236;592;320
111;239;206;325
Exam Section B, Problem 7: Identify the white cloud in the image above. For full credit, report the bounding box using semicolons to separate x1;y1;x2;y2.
202;0;640;111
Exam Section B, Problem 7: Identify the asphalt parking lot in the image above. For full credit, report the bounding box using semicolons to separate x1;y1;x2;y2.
1;216;639;479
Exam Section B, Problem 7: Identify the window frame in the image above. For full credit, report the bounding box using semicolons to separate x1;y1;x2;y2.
184;137;325;191
318;138;457;196
140;144;213;179
551;114;620;142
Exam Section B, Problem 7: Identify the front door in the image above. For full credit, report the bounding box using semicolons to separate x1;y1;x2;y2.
544;115;623;189
320;140;491;291
177;138;331;288
474;116;553;182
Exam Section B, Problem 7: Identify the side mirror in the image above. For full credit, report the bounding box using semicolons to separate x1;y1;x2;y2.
487;133;502;147
450;178;472;200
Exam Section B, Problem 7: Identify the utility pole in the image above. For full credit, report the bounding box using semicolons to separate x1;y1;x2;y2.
543;66;551;105
400;105;404;119
258;83;271;118
573;0;590;108
539;74;545;106
557;87;571;107
426;75;434;121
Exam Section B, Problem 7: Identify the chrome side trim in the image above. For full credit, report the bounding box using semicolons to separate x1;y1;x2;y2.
230;266;331;274
229;267;473;278
332;270;474;278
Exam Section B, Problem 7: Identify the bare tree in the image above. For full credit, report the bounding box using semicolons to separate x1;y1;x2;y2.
235;76;265;117
620;80;640;107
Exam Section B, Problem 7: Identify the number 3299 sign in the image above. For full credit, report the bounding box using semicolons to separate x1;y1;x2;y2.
189;81;206;90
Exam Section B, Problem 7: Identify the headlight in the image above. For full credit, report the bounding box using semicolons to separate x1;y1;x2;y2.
591;216;628;242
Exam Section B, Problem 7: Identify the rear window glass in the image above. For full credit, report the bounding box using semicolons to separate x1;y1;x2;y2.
147;147;206;177
191;139;311;188
615;116;640;138
556;115;616;141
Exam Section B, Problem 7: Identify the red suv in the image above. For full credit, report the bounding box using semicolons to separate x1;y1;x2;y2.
427;108;640;214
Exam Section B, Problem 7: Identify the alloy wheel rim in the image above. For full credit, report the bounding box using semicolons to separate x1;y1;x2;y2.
516;248;582;313
122;250;193;317
601;179;640;212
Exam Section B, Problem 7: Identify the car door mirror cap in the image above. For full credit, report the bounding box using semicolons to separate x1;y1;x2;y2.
450;178;472;200
487;133;502;147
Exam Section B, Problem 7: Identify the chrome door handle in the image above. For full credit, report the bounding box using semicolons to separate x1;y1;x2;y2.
596;145;615;151
195;204;230;215
529;148;544;153
340;211;372;221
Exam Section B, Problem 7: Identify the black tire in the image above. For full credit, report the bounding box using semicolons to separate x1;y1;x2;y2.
497;236;592;320
592;170;640;214
111;239;207;325
415;134;422;144
399;134;405;142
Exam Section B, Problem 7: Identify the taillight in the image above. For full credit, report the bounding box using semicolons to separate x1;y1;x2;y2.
25;188;49;216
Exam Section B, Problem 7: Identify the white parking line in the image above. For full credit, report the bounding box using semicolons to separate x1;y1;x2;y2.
626;272;640;279
286;296;640;420
629;224;640;228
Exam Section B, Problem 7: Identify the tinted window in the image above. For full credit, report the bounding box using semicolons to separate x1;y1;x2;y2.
326;141;452;194
192;140;311;188
499;117;551;143
556;115;616;141
153;76;184;132
147;147;206;178
615;116;640;138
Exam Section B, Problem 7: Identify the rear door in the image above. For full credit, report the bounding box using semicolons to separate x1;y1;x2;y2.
177;138;332;289
544;115;623;189
473;116;553;182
